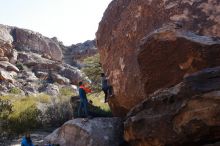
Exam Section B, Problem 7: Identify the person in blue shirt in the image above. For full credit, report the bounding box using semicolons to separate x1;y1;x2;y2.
21;132;34;146
78;81;92;118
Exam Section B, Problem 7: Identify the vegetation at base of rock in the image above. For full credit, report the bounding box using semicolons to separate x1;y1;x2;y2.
88;93;112;117
82;54;103;92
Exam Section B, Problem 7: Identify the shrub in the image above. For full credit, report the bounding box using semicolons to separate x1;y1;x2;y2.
44;101;73;127
15;62;24;70
36;93;51;103
0;98;12;120
6;97;42;133
82;54;103;92
60;87;75;97
9;87;22;94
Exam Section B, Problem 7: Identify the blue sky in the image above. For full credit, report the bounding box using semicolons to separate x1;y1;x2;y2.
0;0;112;45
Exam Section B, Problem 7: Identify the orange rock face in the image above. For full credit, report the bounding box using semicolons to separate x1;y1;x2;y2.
96;0;220;116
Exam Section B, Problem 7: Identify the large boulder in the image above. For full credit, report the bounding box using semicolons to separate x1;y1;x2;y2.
59;64;88;85
96;0;220;116
124;67;220;146
12;28;63;61
44;118;123;146
138;27;220;99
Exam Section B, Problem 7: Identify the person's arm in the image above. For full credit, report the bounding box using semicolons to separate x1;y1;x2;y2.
84;87;92;93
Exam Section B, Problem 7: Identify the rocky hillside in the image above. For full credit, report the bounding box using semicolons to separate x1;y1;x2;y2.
64;40;97;67
95;0;220;146
0;24;97;96
0;24;100;144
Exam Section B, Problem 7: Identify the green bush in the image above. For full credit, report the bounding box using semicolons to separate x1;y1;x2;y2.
36;93;51;103
9;87;22;94
82;54;103;92
7;98;41;133
60;87;75;97
16;62;24;70
0;98;12;120
8;104;41;133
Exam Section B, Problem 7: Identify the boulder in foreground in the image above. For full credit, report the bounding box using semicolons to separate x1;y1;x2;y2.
124;67;220;146
45;118;123;146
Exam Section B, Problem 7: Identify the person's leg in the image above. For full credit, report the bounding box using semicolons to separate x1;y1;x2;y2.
82;99;88;117
108;85;114;97
102;88;108;102
78;101;83;117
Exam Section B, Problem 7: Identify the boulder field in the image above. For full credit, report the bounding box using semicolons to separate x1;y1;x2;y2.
0;24;97;95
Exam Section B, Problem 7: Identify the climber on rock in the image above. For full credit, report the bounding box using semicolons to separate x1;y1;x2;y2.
78;81;92;118
101;73;114;103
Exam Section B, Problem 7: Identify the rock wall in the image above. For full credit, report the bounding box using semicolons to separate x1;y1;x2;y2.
96;0;220;116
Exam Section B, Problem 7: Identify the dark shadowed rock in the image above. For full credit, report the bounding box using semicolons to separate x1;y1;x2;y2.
203;142;220;146
96;0;220;116
124;67;220;146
